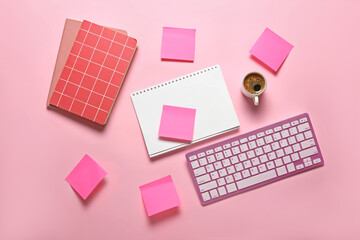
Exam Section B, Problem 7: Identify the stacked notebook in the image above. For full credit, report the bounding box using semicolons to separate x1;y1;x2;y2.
47;19;137;125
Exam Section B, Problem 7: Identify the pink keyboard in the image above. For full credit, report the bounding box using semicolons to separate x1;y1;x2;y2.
185;113;324;205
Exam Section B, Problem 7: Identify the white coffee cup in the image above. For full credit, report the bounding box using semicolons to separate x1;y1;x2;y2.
241;72;267;106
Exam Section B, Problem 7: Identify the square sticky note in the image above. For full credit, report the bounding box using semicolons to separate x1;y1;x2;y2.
139;175;181;216
65;154;107;200
161;27;196;61
159;105;196;142
250;28;294;72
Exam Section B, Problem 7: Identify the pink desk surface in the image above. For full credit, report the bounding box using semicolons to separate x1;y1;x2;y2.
0;1;359;239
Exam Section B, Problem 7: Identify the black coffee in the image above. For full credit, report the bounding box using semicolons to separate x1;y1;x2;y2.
243;73;266;94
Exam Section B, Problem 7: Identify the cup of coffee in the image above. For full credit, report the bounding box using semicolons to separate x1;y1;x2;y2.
241;72;267;106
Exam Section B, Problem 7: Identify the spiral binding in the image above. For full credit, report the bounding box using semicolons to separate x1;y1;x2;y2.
131;65;218;97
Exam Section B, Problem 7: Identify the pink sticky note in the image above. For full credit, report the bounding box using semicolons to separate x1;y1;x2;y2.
250;28;294;72
139;175;181;216
158;105;196;142
161;27;196;62
65;154;107;200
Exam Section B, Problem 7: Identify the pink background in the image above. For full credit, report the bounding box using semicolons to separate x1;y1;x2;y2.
0;0;359;239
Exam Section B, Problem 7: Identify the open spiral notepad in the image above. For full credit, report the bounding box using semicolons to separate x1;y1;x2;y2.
131;65;240;158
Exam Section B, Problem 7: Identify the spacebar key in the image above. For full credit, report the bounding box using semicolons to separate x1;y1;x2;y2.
236;170;277;190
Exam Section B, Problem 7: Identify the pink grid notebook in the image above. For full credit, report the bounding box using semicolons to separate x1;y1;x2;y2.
49;20;137;125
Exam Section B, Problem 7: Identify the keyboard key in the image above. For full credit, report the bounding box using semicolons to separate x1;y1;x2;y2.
256;138;265;146
189;155;197;161
298;122;310;132
238;153;247;161
296;164;304;170
291;153;300;161
206;149;214;155
304;130;313;139
236;170;277;190
300;117;308;123
251;157;260;166
286;163;295;172
249;141;257;149
214;162;223;170
255;148;264;156
197;174;211;184
207;155;216;163
244;160;252;168
224;149;232;157
215;146;223;152
260;155;268;163
266;129;274;135
288;136;296;144
247;150;255;158
291;120;299;126
257;132;265;137
275;158;283;167
217;178;226;186
284;146;293;155
263;145;272;153
265;135;273;144
296;133;305;142
199;158;207;166
273;133;281;141
202;192;211;201
293;143;301;152
211;171;219;179
240;138;248;143
231;140;240;146
266;161;275;169
232;146;240;155
305;160;313;167
216;152;224;160
281;130;290;138
234;172;242;180
301;139;315;149
194;167;206;176
299;146;318;158
199;181;217;192
279;139;288;147
230;156;239;164
218;186;227;196
223;143;231;149
258;164;267;172
283;123;290;129
226;175;234;183
249;135;256;140
276;149;285;158
198;152;206;158
276;166;287;176
210;189;219;198
226;183;237;193
289;127;298;135
235;163;244;171
313;158;321;164
250;167;259;175
271;142;280;150
206;164;214;172
219;169;227;177
283;156;291;164
242;169;250;178
268;152;276;160
240;144;249;152
222;158;231;167
227;166;235;174
191;160;200;169
274;126;282;132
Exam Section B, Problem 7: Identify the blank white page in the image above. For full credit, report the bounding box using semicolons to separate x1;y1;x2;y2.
131;65;240;158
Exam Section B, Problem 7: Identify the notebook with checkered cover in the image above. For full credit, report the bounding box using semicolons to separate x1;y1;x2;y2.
49;20;137;125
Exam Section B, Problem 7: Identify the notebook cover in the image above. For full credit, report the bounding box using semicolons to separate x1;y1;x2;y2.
46;19;127;107
131;65;240;158
48;20;137;125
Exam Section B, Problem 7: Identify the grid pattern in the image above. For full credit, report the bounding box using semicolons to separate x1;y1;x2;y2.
50;20;137;125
